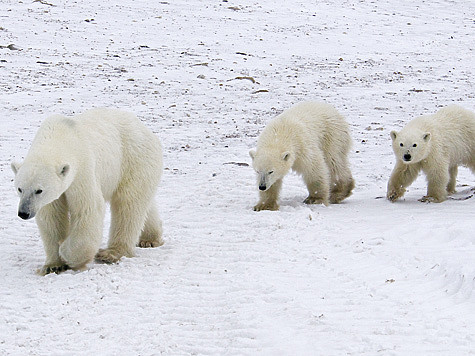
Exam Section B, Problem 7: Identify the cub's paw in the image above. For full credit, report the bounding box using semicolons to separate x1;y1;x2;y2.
329;193;345;204
253;202;279;211
303;196;329;206
37;263;70;276
95;248;125;264
138;239;164;248
418;195;445;203
387;189;403;202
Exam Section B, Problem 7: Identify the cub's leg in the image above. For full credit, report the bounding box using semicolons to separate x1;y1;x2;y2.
387;162;420;202
254;179;282;211
330;161;355;204
420;165;450;203
446;166;458;194
303;157;331;206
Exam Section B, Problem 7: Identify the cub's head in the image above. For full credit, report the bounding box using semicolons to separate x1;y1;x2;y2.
11;162;72;220
249;148;294;191
390;130;431;164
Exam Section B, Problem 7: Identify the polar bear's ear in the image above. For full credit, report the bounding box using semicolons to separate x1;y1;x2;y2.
11;161;21;175
423;132;431;142
282;152;291;161
57;164;70;178
249;149;256;160
390;131;397;141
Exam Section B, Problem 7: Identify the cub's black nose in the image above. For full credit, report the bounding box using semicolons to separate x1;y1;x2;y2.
18;211;30;220
403;154;412;161
259;185;266;191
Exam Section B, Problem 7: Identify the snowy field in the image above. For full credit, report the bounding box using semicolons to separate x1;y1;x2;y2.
1;0;475;355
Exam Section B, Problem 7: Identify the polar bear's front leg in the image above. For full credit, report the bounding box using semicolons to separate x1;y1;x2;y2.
421;165;450;203
36;195;70;275
59;195;105;270
254;179;282;211
387;161;420;202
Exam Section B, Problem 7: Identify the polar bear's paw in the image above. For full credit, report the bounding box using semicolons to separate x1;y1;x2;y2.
37;263;70;276
303;196;329;206
253;201;279;211
95;248;124;264
418;195;445;203
387;188;404;202
138;239;163;248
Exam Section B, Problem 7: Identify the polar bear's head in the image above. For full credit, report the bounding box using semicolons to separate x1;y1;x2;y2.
390;129;431;164
11;162;72;220
249;148;294;191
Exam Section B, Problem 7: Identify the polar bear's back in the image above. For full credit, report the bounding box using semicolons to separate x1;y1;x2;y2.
77;108;159;145
407;105;475;144
78;108;163;197
29;108;162;201
68;108;162;167
259;101;351;154
273;101;346;129
435;105;475;135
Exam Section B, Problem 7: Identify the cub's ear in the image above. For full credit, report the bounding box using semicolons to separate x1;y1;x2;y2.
249;149;256;160
423;132;431;142
282;151;291;161
390;131;397;141
57;164;70;178
11;161;21;175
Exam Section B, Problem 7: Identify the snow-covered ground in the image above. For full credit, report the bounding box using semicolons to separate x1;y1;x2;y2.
1;0;474;354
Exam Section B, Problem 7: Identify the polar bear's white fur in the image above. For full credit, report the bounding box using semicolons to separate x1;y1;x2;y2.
11;108;163;274
387;105;475;203
249;101;354;211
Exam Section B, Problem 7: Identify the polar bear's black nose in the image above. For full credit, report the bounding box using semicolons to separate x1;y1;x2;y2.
259;184;267;191
18;211;30;220
403;154;412;161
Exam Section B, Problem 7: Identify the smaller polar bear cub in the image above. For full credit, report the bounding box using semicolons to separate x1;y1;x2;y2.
387;105;475;203
249;101;354;211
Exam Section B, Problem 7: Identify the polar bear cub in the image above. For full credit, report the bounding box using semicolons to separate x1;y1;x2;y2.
12;108;163;274
249;101;354;211
387;105;475;203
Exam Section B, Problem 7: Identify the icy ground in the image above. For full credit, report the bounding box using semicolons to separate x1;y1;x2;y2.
1;0;475;355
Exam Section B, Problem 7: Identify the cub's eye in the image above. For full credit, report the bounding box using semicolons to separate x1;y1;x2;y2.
268;171;274;175
35;189;43;195
399;143;404;147
413;143;417;147
17;188;22;193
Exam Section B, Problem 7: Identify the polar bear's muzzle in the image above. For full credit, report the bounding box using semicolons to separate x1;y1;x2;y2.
18;210;33;220
403;153;412;162
258;175;268;191
18;200;35;220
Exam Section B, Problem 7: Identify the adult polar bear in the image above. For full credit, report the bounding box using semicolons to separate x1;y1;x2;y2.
387;105;475;203
11;108;163;275
250;101;354;211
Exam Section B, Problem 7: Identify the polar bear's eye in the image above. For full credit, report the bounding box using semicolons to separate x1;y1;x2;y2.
399;143;404;147
35;189;43;195
413;143;417;147
17;188;22;193
268;171;274;175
